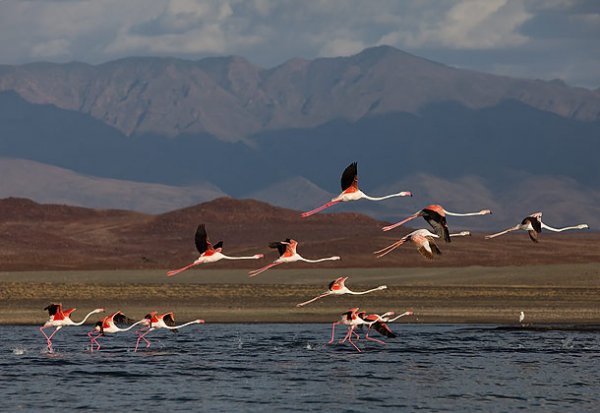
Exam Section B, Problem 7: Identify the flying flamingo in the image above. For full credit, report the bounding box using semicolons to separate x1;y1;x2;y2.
248;238;340;277
134;312;205;352
40;303;104;351
328;307;368;352
361;310;414;343
296;276;387;307
382;204;492;241
374;229;471;259
167;224;264;276
301;162;412;218
88;311;147;352
484;212;589;242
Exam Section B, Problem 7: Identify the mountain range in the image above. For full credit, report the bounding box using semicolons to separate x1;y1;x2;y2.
0;45;598;230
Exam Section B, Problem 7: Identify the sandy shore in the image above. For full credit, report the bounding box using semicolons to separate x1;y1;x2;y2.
2;264;600;324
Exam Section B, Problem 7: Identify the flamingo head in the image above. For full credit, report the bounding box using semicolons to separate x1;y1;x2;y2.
94;308;106;314
196;319;205;324
254;254;265;259
399;191;413;197
578;224;590;230
480;209;492;215
378;285;388;290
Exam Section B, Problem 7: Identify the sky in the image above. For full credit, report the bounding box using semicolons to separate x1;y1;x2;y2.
0;0;598;89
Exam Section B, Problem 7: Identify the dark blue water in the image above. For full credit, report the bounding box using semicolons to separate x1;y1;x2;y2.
1;324;599;412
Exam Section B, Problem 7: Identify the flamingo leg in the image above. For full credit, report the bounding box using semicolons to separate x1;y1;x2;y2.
135;329;153;352
373;239;407;258
382;214;419;232
40;326;52;349
484;226;520;239
340;326;354;343
297;292;331;307
347;327;361;352
328;322;340;344
88;331;102;352
365;327;386;345
301;200;341;218
166;262;199;277
248;261;283;277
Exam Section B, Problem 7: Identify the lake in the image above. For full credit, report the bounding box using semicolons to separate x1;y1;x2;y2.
1;324;599;412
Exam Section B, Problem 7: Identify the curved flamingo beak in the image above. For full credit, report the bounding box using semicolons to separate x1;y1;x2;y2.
196;319;205;324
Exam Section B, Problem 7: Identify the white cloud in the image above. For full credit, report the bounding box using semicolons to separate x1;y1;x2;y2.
0;0;597;87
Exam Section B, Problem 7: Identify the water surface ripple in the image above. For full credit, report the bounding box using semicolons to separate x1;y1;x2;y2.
1;324;599;412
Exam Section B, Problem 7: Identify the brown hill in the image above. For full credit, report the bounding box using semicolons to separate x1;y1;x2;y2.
0;197;598;272
1;46;599;140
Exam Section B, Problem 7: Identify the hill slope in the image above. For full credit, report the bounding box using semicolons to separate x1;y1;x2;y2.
0;197;597;272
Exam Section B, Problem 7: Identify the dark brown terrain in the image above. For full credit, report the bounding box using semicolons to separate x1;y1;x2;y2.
0;196;599;271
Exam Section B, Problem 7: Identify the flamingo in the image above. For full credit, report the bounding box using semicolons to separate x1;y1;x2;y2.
134;312;204;352
167;224;264;276
328;307;368;352
484;212;589;243
361;310;414;343
40;303;104;351
248;238;340;277
301;162;412;218
296;276;387;307
519;311;525;325
382;204;492;241
88;311;147;352
374;229;471;259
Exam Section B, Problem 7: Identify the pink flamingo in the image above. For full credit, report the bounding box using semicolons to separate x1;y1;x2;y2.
249;238;340;277
296;276;387;307
135;312;204;352
328;307;368;352
301;162;412;218
485;211;589;243
40;303;104;351
361;310;414;343
88;311;147;352
374;229;471;259
382;204;491;241
167;224;264;276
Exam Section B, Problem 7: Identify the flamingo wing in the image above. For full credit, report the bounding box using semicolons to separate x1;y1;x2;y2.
44;303;62;316
527;230;539;243
163;312;178;333
113;312;135;327
269;239;290;257
340;162;358;191
424;211;450;242
522;216;541;242
194;224;212;254
372;321;396;338
212;241;223;250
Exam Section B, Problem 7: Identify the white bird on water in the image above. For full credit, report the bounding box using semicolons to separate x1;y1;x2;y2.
519;311;525;325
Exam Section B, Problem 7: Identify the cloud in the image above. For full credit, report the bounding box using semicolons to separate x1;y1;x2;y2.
0;0;597;88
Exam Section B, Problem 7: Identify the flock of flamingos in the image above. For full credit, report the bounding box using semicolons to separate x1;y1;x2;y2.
40;162;590;353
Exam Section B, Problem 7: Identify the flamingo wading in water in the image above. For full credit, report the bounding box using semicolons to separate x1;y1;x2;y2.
382;204;492;241
301;162;412;218
249;238;340;277
135;312;205;352
374;229;471;259
167;224;264;277
40;304;105;351
484;212;589;243
296;276;387;307
329;307;368;352
88;311;146;352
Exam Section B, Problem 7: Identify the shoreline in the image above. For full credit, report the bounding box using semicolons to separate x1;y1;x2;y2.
2;265;600;325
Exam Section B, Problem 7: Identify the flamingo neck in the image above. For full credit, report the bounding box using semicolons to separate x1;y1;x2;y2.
348;286;387;295
541;222;588;232
120;320;147;332
221;254;263;260
71;310;104;326
362;192;410;201
165;320;202;330
300;256;340;263
444;210;490;217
